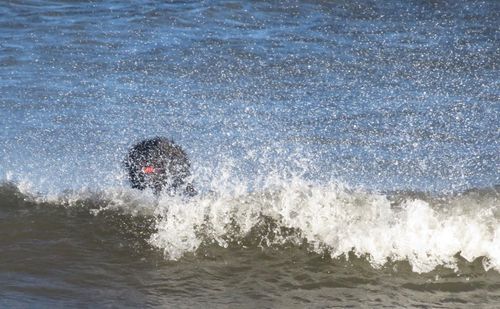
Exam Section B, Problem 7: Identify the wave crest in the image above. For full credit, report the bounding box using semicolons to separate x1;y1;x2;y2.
1;180;498;274
150;180;499;273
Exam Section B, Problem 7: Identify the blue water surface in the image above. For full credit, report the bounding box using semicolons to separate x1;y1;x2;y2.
0;0;498;194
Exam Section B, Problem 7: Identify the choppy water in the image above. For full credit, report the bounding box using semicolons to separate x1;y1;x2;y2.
1;0;499;307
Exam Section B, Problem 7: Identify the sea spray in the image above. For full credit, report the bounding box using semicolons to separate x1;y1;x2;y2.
3;176;497;274
147;178;500;273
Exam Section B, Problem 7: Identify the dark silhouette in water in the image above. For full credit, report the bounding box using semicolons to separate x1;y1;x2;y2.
124;137;195;196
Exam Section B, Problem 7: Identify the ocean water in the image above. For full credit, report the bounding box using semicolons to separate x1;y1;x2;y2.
0;0;499;307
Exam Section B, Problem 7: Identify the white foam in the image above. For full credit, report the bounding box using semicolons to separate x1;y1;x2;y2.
4;176;498;273
149;178;499;273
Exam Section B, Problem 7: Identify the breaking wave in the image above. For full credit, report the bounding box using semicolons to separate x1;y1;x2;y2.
2;177;499;274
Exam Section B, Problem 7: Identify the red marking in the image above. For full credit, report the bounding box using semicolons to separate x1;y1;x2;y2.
142;166;154;174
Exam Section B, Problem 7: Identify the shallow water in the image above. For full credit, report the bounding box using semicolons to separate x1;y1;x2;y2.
1;0;499;307
1;184;499;307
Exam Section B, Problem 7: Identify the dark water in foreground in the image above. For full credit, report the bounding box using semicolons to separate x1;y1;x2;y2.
1;184;499;307
1;0;499;307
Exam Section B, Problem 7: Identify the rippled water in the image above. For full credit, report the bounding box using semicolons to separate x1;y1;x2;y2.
1;0;499;307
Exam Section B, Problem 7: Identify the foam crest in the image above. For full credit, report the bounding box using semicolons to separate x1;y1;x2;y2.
150;179;499;273
2;178;497;274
